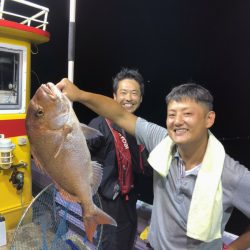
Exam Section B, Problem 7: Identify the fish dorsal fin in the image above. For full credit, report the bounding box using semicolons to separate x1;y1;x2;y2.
80;123;103;140
54;124;73;158
90;161;103;195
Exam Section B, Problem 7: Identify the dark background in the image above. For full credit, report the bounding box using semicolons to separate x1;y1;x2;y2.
30;0;250;235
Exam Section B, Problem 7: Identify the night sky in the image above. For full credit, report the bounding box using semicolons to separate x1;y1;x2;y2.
31;0;250;234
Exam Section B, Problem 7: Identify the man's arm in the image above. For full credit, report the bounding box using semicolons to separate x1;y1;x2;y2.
56;78;137;136
228;225;250;250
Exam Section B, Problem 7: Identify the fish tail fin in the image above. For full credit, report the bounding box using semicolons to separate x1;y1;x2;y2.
84;205;117;242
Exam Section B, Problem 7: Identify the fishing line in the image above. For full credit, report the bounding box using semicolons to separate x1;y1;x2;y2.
31;70;41;86
220;136;250;141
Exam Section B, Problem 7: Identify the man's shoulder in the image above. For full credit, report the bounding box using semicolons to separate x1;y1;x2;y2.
88;116;110;134
223;154;248;172
135;117;167;152
89;115;105;123
136;117;166;130
88;116;106;126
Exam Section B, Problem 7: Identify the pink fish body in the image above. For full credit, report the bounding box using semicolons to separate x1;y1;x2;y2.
25;82;117;242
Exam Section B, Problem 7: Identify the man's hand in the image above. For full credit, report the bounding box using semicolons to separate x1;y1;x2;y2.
56;78;81;102
56;77;137;136
227;225;250;250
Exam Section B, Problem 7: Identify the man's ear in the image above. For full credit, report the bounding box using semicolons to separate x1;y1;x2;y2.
140;96;143;103
113;93;117;101
206;111;216;128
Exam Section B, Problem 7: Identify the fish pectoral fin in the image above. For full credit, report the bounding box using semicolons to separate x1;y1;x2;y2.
31;148;47;175
54;140;64;158
80;123;103;139
84;206;117;242
54;125;73;158
90;161;103;195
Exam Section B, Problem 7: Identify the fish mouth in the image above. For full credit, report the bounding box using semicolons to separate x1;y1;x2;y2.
40;82;62;100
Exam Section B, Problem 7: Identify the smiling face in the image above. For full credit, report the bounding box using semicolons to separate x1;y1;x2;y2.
166;98;215;148
113;79;142;113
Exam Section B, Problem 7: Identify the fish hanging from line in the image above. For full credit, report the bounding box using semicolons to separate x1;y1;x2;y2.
25;82;117;242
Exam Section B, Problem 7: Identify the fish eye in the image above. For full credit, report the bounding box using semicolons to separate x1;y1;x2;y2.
36;108;44;117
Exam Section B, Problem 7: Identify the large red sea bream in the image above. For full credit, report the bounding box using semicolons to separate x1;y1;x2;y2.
25;82;117;242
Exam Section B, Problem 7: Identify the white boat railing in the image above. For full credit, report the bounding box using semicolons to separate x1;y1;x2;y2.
0;0;49;31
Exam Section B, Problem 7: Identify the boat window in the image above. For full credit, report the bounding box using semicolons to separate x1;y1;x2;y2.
0;44;26;113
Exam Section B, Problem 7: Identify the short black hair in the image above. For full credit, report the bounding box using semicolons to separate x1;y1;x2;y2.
165;83;213;111
112;68;144;96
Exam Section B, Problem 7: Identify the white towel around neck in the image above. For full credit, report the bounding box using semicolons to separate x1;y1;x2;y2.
147;131;225;242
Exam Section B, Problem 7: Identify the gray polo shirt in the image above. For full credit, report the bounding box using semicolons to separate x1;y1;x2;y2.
135;117;250;250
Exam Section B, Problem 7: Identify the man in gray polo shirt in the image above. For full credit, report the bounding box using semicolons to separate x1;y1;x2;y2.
57;79;250;250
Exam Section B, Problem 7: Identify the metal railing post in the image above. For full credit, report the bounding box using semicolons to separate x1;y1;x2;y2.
0;0;5;19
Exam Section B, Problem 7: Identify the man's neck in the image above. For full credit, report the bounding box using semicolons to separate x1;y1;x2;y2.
177;137;208;171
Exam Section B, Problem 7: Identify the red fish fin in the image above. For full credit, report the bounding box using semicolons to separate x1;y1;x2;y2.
54;125;72;158
84;217;96;243
84;205;117;242
55;183;80;203
80;123;103;139
90;161;103;195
